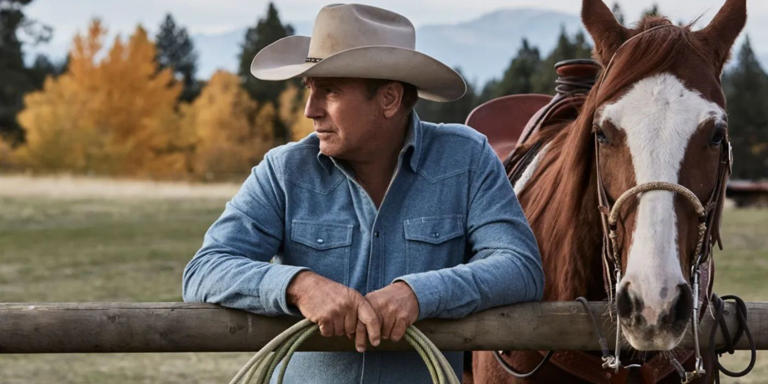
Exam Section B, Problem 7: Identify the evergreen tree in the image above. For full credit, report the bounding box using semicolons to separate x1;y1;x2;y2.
723;36;768;180
155;13;199;102
531;27;593;94
416;68;477;124
642;4;660;18
0;0;34;144
611;2;626;25
482;39;541;101
238;2;294;142
27;53;64;88
238;2;293;103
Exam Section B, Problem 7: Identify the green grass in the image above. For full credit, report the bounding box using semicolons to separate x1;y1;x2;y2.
0;193;765;383
0;196;252;383
711;208;768;383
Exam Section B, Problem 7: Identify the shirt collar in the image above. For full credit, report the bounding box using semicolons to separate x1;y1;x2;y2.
315;112;423;173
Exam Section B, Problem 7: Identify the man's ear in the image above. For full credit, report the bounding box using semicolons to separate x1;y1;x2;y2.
379;82;404;119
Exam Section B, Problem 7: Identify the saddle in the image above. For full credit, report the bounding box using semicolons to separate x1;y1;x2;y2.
465;59;600;184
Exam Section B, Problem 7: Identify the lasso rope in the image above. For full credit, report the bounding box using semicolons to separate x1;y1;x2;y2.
228;319;461;384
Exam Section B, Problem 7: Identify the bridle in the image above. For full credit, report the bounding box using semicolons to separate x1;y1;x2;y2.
592;25;732;382
594;123;732;381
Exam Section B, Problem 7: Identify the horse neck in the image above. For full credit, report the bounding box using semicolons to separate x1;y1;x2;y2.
519;124;606;302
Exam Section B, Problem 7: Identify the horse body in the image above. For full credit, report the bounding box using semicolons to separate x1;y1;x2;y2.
471;0;746;382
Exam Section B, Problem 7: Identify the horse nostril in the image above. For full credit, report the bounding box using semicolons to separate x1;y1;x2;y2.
674;284;693;323
661;283;693;326
617;287;640;318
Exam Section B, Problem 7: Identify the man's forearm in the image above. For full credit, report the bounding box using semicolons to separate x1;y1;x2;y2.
394;248;544;320
182;251;308;316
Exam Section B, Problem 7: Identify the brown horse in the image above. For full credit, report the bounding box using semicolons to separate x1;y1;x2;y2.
471;0;746;382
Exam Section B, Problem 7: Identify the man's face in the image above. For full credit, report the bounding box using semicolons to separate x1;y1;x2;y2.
303;77;383;159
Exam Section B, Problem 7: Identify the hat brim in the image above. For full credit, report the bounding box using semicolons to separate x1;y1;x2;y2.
251;36;467;102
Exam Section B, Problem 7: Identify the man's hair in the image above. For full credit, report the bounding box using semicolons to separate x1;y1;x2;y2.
363;79;418;112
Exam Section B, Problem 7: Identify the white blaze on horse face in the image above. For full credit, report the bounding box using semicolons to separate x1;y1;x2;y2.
599;73;724;329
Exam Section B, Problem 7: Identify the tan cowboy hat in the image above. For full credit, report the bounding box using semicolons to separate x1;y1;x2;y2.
250;3;466;102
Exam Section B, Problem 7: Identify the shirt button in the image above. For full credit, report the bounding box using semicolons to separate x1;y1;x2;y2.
374;231;380;238
316;238;324;244
432;232;440;238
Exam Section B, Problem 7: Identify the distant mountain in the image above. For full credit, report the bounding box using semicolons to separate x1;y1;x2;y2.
416;8;585;85
27;7;765;87
193;8;585;86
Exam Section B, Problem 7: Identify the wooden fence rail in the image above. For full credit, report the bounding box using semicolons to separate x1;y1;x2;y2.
0;301;765;353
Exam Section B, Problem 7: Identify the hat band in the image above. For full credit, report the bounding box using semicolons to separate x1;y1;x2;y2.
305;57;323;63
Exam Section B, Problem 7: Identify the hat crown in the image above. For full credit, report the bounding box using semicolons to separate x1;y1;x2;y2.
307;4;415;60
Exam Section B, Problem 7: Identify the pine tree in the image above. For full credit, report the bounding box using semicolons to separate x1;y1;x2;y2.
155;13;199;102
723;36;768;180
531;27;593;94
415;68;476;124
238;3;295;143
482;39;541;100
0;0;35;144
238;2;294;103
611;2;626;25
642;4;660;19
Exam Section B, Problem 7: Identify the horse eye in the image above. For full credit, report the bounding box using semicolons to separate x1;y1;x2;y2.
596;129;608;144
710;123;726;146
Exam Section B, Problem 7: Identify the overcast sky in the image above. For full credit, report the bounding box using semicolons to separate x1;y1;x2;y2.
24;0;767;63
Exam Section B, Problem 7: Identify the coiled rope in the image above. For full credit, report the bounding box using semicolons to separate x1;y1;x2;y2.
228;319;461;384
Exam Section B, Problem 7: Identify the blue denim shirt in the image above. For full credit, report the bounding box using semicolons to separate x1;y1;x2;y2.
182;113;544;383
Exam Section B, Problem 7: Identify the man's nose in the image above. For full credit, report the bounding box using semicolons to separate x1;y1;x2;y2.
304;90;324;119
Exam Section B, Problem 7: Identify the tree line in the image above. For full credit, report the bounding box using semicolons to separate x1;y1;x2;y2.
1;1;765;180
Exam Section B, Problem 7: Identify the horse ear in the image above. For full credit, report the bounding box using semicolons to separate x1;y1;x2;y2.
694;0;747;73
581;0;629;65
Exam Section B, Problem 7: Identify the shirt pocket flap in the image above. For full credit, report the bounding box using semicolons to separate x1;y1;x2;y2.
404;215;464;244
291;220;353;250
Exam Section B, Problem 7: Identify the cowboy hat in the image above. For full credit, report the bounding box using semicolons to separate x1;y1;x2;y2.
250;4;466;102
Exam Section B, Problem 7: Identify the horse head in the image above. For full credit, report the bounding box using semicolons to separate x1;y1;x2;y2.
582;0;745;350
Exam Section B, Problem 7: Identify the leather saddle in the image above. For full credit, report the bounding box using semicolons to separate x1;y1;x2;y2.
465;59;601;184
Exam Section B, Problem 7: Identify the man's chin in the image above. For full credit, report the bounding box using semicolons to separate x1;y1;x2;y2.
318;142;341;158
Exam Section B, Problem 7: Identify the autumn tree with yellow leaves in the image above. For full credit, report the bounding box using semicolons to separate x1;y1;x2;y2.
277;84;313;142
15;19;278;181
17;20;186;177
181;70;274;181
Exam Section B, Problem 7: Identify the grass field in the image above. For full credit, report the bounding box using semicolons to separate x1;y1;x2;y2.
0;175;765;383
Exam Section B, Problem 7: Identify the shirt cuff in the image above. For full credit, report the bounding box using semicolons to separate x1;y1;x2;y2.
259;264;310;316
393;271;443;320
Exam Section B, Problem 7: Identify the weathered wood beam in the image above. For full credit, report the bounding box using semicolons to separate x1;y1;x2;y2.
0;301;764;353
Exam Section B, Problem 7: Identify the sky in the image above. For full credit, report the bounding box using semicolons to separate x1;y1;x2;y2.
22;0;768;70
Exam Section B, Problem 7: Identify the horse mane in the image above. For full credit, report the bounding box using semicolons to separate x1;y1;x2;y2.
517;16;712;300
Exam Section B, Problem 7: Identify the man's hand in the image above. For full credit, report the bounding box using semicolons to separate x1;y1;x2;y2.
287;271;380;352
364;281;419;342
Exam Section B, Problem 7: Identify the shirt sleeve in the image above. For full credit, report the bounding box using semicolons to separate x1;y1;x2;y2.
182;151;308;316
395;136;544;320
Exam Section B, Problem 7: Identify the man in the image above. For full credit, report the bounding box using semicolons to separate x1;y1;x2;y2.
182;4;543;382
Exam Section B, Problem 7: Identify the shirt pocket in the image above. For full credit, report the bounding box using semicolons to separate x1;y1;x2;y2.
403;215;465;273
289;220;354;285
